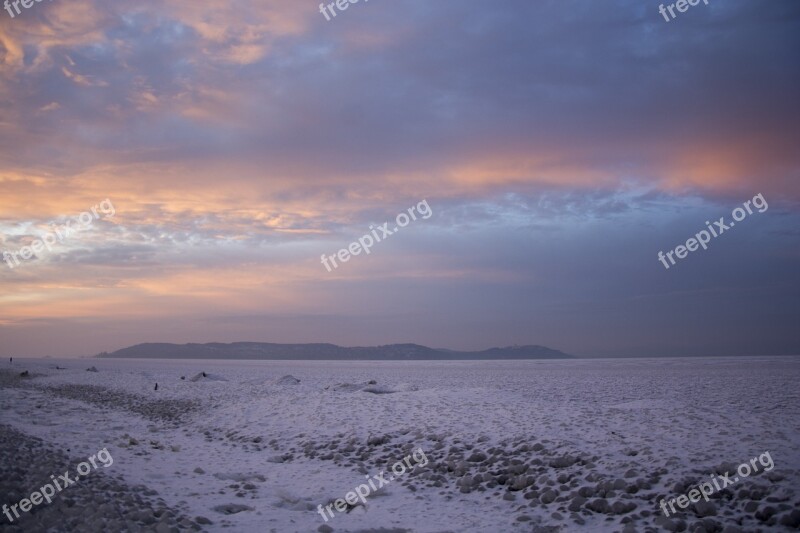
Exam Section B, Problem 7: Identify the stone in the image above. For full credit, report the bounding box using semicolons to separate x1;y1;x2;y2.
550;456;577;468
586;498;611;514
779;510;800;528
539;490;558;504
694;501;717;517
612;501;637;515
755;506;777;522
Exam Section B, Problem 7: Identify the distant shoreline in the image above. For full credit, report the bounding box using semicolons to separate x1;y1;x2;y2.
6;353;799;360
94;342;572;361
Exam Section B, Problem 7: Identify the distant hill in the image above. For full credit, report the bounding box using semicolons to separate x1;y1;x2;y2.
97;342;572;360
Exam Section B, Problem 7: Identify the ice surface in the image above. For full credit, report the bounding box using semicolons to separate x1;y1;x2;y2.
1;356;798;531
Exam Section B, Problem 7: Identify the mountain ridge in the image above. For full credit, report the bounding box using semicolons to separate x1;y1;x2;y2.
97;342;572;360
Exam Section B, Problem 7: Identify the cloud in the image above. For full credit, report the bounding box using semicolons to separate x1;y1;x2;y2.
1;0;798;356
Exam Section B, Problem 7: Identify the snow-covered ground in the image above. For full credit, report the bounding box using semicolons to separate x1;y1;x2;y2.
1;356;798;532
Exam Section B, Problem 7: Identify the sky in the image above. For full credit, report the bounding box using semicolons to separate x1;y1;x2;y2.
0;0;798;358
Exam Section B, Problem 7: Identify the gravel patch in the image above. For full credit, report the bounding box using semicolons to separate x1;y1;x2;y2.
0;424;203;532
0;369;201;425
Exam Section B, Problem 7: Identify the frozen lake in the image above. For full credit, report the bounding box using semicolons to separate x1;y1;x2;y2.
2;356;798;532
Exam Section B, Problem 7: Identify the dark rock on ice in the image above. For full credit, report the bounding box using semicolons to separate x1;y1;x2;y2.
276;375;301;385
212;503;253;515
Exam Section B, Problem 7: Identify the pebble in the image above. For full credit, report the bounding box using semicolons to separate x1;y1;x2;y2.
0;424;200;532
586;498;611;514
568;495;586;512
779;509;800;528
539;489;558;504
694;501;717;517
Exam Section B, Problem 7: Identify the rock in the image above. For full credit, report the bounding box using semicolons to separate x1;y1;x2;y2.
613;479;628;490
567;495;586;512
612;501;636;514
714;462;737;476
653;516;680;532
318;525;334;533
779;510;800;528
276;375;300;385
457;476;478;489
193;467;205;474
367;435;387;446
700;518;722;532
550;456;577;468
195;516;213;525
86;366;99;372
212;504;253;515
540;489;558;504
190;372;227;382
509;463;528;475
720;526;743;533
510;475;534;491
467;452;487;462
755;505;777;522
694;501;717;517
764;471;785;483
586;498;611;514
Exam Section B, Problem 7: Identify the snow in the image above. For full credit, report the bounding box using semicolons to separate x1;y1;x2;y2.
1;356;798;532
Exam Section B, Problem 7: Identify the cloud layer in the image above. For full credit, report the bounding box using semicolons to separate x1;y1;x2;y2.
1;0;799;356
